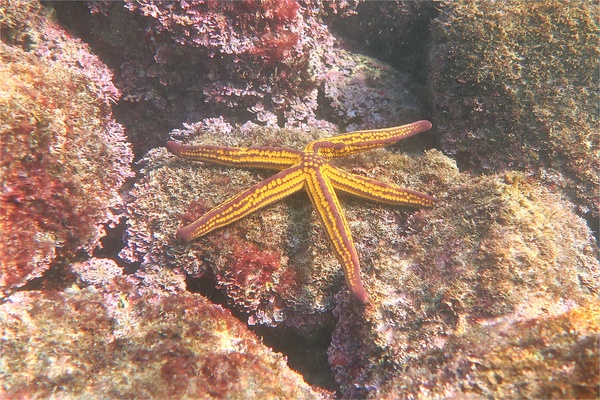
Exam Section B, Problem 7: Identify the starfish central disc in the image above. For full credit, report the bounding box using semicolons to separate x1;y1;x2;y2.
301;153;327;168
167;120;436;304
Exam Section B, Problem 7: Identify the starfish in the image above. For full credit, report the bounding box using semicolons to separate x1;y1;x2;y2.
167;120;436;303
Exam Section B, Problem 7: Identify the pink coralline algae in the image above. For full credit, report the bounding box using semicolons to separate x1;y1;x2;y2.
47;0;428;156
121;0;425;130
0;1;133;296
93;0;328;125
0;259;329;399
125;0;303;64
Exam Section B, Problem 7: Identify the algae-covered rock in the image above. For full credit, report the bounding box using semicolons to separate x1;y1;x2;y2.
48;1;427;154
0;259;327;399
120;119;439;330
0;1;133;296
121;119;598;355
376;300;600;399
430;0;599;216
328;158;599;398
320;48;426;131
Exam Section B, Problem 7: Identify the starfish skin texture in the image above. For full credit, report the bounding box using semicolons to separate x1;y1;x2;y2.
167;121;436;303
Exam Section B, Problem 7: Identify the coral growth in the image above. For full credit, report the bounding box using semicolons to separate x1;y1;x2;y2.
430;0;599;216
0;259;327;399
0;1;133;296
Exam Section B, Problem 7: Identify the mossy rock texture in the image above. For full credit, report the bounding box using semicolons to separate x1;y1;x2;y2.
0;259;326;399
431;0;599;216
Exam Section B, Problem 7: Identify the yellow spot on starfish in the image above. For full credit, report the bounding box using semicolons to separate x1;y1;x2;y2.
167;120;436;304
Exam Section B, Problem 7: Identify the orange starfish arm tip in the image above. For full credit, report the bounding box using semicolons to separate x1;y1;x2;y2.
166;140;183;156
307;120;434;158
352;283;370;304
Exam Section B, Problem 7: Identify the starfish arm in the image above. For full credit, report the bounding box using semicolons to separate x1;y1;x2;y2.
326;166;436;207
177;166;307;242
305;168;370;303
305;120;432;159
167;141;302;170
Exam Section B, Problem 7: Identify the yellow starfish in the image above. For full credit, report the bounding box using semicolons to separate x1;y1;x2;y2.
167;121;436;303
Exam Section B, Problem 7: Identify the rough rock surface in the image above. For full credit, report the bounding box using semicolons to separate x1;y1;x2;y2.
49;1;429;156
0;1;133;296
4;1;598;398
0;259;328;399
122;120;598;351
431;0;599;216
328;164;599;398
375;300;600;399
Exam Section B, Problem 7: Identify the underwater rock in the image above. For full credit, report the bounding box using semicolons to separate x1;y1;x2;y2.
124;120;598;396
48;1;425;155
375;300;600;399
121;0;316;120
0;1;133;296
320;48;425;131
123;118;599;325
49;0;334;151
327;1;438;82
327;157;599;398
120;120;439;330
430;0;599;216
0;259;327;399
